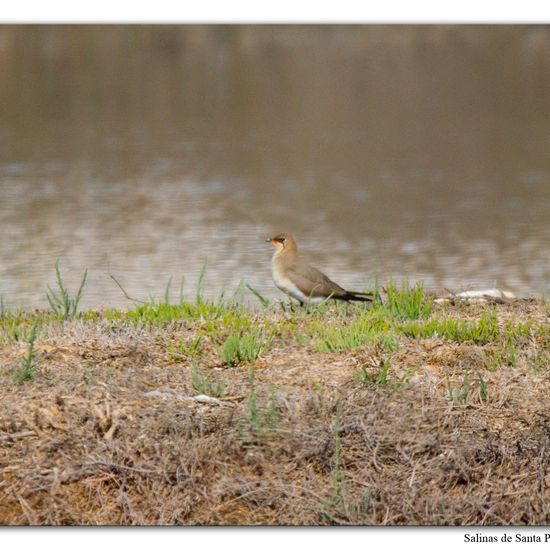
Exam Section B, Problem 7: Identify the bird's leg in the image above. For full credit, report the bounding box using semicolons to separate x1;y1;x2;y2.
287;300;298;313
300;301;317;314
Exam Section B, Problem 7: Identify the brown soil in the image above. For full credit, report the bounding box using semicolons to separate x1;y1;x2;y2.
0;301;549;525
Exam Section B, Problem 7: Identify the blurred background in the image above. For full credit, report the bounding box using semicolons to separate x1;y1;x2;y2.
0;24;549;309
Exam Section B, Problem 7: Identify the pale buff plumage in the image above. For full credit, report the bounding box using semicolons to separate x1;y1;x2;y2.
267;233;373;305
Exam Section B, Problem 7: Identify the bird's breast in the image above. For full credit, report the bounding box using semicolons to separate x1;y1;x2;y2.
271;261;292;292
271;259;322;304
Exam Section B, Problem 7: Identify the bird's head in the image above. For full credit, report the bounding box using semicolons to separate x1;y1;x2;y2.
266;232;296;254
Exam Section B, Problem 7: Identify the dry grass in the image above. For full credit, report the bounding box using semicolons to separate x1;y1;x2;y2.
0;299;549;525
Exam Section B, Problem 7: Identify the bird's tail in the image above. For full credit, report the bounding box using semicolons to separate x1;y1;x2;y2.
340;290;375;302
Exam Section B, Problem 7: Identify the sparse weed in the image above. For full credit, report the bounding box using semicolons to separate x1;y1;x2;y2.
239;369;279;436
168;335;203;361
447;370;489;404
0;309;57;342
500;343;519;368
482;350;498;371
1;316;32;342
357;360;390;387
477;371;488;402
484;342;520;370
191;366;227;398
437;501;450;526
163;277;172;305
196;259;208;305
46;261;87;319
178;276;185;305
326;402;371;520
220;327;272;367
11;317;40;383
446;370;473;404
330;402;343;497
503;320;531;345
535;324;550;347
246;369;259;428
505;343;519;368
246;284;270;308
376;331;400;353
306;379;327;414
355;359;413;389
82;366;95;384
310;379;324;394
531;350;550;372
266;387;279;428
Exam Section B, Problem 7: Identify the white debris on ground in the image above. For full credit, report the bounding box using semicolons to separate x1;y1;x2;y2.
434;289;517;304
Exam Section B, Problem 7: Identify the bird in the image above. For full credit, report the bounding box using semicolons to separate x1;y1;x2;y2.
267;232;373;306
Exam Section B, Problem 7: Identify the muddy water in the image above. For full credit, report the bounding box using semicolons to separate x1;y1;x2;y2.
0;25;549;309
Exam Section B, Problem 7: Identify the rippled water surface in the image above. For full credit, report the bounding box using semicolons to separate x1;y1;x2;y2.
1;25;549;309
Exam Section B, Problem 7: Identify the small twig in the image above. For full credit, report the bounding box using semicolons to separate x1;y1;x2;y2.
189;394;237;407
109;273;147;304
144;390;236;408
408;464;417;488
371;441;382;472
0;430;37;443
85;461;157;475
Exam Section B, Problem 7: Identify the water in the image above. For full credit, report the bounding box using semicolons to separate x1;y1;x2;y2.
1;25;549;309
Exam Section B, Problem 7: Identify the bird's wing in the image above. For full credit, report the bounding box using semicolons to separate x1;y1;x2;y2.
286;262;347;299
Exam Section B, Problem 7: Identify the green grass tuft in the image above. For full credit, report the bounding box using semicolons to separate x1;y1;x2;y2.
220;328;272;367
385;279;432;320
313;309;396;352
401;310;500;344
46;261;88;319
11;317;41;383
168;335;203;361
191;366;227;398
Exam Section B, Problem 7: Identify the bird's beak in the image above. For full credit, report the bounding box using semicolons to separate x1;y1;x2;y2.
265;237;273;243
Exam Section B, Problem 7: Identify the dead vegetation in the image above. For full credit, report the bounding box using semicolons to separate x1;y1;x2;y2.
0;297;549;525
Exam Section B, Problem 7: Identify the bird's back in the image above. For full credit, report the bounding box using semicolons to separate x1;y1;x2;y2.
286;260;348;298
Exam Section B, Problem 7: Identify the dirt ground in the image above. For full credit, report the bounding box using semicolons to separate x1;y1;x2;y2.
0;300;549;525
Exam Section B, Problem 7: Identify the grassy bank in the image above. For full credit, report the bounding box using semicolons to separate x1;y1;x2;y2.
0;279;549;525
